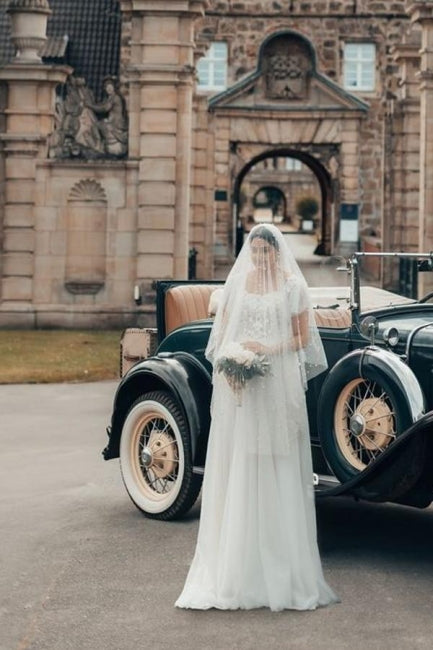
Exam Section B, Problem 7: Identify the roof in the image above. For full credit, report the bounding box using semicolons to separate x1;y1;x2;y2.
0;0;121;99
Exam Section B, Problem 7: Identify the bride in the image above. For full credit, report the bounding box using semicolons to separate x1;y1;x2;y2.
175;223;339;611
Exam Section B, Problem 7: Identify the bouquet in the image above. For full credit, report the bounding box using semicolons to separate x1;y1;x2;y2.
215;342;270;403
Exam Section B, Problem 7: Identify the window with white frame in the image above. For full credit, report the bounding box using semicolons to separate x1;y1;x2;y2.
285;157;302;171
197;42;228;91
343;43;376;91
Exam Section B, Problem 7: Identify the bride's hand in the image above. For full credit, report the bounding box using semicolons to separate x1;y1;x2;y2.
242;341;270;355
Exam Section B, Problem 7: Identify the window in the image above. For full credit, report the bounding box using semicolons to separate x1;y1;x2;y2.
285;158;302;171
343;43;376;91
197;42;228;92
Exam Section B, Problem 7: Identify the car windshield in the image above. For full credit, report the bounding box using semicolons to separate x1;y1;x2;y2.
300;252;421;314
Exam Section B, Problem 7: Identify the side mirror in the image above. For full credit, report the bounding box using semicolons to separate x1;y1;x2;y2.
360;315;379;345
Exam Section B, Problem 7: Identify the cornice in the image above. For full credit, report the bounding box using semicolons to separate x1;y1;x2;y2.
120;0;208;15
7;0;51;15
408;2;433;23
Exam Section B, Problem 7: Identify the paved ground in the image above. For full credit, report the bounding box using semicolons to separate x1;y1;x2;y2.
284;232;350;287
1;381;433;650
216;232;360;287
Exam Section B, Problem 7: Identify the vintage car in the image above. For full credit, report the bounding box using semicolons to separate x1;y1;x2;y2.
103;252;433;520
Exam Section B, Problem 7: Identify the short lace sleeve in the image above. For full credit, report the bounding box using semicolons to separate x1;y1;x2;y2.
286;275;327;389
294;276;310;313
285;275;309;315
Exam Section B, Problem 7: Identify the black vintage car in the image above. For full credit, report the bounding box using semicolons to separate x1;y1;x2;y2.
103;252;433;520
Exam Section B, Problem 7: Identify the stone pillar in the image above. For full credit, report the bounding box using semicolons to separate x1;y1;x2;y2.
339;118;363;255
0;0;70;318
191;93;214;278
409;2;433;294
191;36;214;278
390;42;421;254
121;0;208;289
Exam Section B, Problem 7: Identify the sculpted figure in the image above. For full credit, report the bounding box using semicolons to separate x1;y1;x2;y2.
48;75;128;159
85;76;128;157
74;77;104;154
62;76;83;154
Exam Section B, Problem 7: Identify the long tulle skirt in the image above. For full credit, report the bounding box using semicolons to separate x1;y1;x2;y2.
175;374;339;611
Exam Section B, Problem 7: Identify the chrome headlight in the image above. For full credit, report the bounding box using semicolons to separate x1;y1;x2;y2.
383;326;400;348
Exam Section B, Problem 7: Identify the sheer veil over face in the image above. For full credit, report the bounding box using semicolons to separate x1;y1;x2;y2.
206;223;327;390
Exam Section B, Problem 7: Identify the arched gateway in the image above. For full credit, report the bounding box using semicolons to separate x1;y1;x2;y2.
233;149;332;255
205;31;368;269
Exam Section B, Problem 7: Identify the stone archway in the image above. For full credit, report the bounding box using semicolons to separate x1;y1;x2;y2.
252;185;287;221
233;147;335;256
206;29;367;271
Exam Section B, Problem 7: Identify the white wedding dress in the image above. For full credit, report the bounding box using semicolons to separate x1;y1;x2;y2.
175;284;339;611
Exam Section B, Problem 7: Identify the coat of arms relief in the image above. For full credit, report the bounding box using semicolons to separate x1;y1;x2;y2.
263;37;312;101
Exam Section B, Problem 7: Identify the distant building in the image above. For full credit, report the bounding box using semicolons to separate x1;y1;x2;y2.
0;0;431;327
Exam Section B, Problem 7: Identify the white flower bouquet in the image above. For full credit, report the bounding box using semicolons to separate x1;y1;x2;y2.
215;342;270;399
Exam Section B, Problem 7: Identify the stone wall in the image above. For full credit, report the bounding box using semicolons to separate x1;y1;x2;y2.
0;83;6;301
191;94;215;279
0;0;429;327
198;0;411;261
0;159;145;328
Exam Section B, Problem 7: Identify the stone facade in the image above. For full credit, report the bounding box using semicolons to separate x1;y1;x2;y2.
0;0;432;327
198;1;409;264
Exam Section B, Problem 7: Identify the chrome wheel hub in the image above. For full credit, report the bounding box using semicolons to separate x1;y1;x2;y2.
349;414;365;437
139;429;177;479
141;447;153;468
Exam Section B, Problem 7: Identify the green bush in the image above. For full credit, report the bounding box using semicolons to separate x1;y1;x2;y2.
296;196;319;220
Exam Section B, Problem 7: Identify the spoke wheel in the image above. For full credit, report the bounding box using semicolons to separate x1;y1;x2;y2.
334;378;396;471
317;349;424;488
120;391;202;520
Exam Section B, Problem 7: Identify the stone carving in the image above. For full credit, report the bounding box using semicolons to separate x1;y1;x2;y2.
85;76;129;157
8;0;52;62
266;54;306;99
69;179;107;203
49;75;128;159
263;35;313;100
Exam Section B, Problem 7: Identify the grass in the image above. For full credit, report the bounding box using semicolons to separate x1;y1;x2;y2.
0;330;121;384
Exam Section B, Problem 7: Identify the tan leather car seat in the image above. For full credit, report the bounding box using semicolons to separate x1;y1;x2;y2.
165;284;221;334
165;284;352;334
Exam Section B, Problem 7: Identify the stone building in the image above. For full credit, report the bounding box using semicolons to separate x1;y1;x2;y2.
0;0;432;328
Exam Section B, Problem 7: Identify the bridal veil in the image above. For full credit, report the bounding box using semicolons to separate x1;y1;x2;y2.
176;223;338;611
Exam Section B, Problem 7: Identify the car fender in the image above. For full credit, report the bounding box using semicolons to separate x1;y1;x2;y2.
319;346;425;432
317;346;428;503
357;346;425;422
317;410;433;506
103;352;212;465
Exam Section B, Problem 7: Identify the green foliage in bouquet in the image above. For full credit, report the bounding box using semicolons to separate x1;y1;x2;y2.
215;342;271;387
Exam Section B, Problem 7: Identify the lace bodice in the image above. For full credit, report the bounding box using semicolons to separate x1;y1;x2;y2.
238;290;287;344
